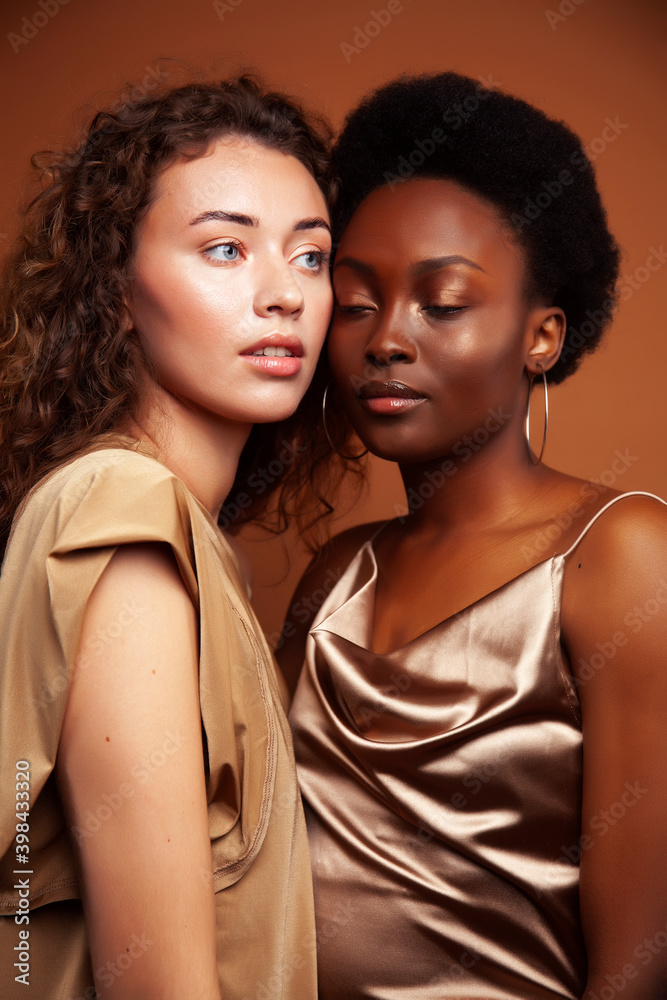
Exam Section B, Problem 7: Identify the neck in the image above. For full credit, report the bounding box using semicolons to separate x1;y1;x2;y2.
398;426;552;538
124;385;253;520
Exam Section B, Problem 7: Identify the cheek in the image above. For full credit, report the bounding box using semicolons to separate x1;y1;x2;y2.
430;307;527;381
327;323;356;377
308;283;334;350
130;260;241;358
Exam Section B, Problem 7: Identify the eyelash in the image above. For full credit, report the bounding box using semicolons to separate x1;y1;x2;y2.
335;304;465;317
336;304;372;314
203;241;330;273
293;249;331;273
203;240;243;264
423;306;465;317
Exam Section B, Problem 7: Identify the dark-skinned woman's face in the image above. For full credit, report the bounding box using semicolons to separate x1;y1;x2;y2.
328;178;540;465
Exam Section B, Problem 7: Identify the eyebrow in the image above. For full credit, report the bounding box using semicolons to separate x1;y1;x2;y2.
189;209;331;235
189;210;257;227
333;256;375;276
411;255;485;276
294;217;331;235
334;254;485;275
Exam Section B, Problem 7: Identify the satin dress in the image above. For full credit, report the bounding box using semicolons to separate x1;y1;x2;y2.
290;492;664;1000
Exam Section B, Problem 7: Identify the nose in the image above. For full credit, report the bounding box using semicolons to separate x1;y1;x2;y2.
364;305;416;368
254;253;305;319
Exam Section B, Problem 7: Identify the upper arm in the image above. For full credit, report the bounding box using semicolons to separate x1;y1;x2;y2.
562;496;667;996
57;542;222;1000
277;521;386;699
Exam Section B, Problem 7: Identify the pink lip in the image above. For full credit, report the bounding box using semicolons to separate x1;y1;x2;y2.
360;396;426;415
357;379;426;415
241;355;302;376
240;333;304;378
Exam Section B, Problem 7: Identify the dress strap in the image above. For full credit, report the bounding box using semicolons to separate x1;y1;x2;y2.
562;491;666;558
369;519;392;545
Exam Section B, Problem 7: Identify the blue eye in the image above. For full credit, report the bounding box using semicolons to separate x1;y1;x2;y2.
294;250;327;271
205;242;241;262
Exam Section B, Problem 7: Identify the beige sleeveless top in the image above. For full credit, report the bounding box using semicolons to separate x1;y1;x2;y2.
0;446;317;999
290;492;664;999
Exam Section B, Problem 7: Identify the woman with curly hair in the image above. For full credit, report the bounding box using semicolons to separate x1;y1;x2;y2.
0;75;336;999
282;74;667;999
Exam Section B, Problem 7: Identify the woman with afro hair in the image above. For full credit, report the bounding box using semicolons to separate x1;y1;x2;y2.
282;73;667;999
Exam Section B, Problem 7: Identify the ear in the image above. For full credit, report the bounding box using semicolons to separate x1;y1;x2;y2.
524;306;566;375
120;291;135;334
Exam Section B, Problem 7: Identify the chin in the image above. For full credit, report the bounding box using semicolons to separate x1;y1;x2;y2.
370;446;428;464
244;398;303;424
349;423;425;464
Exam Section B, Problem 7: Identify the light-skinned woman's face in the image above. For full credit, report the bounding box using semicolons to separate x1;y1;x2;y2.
127;136;332;427
328;178;542;465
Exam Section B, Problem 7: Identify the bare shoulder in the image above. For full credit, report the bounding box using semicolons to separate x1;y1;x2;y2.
562;492;667;655
277;520;388;697
91;541;197;618
564;491;667;576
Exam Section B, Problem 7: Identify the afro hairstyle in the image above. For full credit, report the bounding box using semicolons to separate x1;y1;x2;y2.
331;72;621;384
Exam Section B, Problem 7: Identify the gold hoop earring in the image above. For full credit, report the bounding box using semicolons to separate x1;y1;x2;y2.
322;383;368;460
524;368;549;465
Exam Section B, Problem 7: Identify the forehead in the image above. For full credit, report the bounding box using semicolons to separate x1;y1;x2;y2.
337;178;522;278
148;136;328;220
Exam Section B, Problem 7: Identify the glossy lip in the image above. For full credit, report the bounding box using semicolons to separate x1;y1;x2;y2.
358;380;424;400
357;380;427;416
240;332;304;377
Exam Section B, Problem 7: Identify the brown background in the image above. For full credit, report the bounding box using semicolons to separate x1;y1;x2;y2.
1;0;665;642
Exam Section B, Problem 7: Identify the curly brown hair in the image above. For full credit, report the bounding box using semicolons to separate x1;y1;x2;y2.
0;74;358;560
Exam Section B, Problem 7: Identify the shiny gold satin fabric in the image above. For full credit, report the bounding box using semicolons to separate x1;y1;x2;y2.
291;533;588;999
0;446;317;1000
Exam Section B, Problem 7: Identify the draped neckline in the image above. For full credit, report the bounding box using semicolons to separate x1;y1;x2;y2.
317;490;666;656
315;534;563;657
